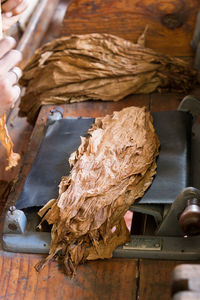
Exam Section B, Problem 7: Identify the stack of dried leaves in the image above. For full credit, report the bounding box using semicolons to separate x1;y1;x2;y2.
19;31;197;124
36;106;160;277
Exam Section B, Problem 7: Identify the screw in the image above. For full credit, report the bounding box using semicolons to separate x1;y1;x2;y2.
9;206;16;215
8;223;17;231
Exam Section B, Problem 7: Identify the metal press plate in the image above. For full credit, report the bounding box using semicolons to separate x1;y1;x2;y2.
15;111;192;209
123;237;162;251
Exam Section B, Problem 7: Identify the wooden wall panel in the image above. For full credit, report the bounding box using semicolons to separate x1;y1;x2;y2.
62;0;200;57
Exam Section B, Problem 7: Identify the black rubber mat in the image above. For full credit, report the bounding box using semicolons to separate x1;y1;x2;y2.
16;111;192;209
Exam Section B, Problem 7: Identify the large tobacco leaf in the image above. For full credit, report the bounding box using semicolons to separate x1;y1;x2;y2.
19;32;196;124
36;106;160;277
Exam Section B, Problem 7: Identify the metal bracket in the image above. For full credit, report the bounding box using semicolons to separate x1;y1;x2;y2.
3;207;27;234
113;235;200;260
129;204;163;226
178;95;200;122
46;107;64;126
3;232;50;254
178;95;200;189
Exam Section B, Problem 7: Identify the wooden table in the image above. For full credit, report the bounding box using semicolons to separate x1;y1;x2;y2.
0;95;195;300
1;1;200;299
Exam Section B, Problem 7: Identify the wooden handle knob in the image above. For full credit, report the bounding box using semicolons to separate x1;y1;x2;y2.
179;198;200;236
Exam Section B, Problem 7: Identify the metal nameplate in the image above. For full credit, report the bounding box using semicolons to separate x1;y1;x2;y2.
123;237;162;251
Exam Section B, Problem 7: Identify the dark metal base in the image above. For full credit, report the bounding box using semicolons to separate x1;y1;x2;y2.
3;232;200;261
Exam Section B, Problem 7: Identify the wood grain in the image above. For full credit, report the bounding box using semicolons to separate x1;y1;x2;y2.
138;259;187;300
150;92;183;111
0;252;138;300
62;0;200;56
0;180;13;215
59;94;150;118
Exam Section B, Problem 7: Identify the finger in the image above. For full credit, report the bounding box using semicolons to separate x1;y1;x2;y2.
12;0;28;15
0;49;22;75
9;85;21;108
7;67;22;85
0;78;21;111
3;12;13;18
2;0;22;13
2;15;19;31
0;37;16;59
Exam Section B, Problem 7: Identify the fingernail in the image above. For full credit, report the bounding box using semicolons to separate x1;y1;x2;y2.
5;12;13;17
4;36;16;45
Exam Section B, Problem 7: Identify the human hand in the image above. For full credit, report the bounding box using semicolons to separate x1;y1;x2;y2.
1;0;29;31
1;0;29;16
0;36;22;116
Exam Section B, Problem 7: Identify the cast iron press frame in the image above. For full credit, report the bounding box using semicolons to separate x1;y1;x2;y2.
2;95;200;260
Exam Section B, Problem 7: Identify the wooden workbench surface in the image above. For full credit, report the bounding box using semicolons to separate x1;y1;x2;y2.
1;1;200;299
0;95;194;300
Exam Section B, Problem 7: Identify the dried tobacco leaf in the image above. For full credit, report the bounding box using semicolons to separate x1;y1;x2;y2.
19;32;197;124
36;106;160;277
0;114;20;171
